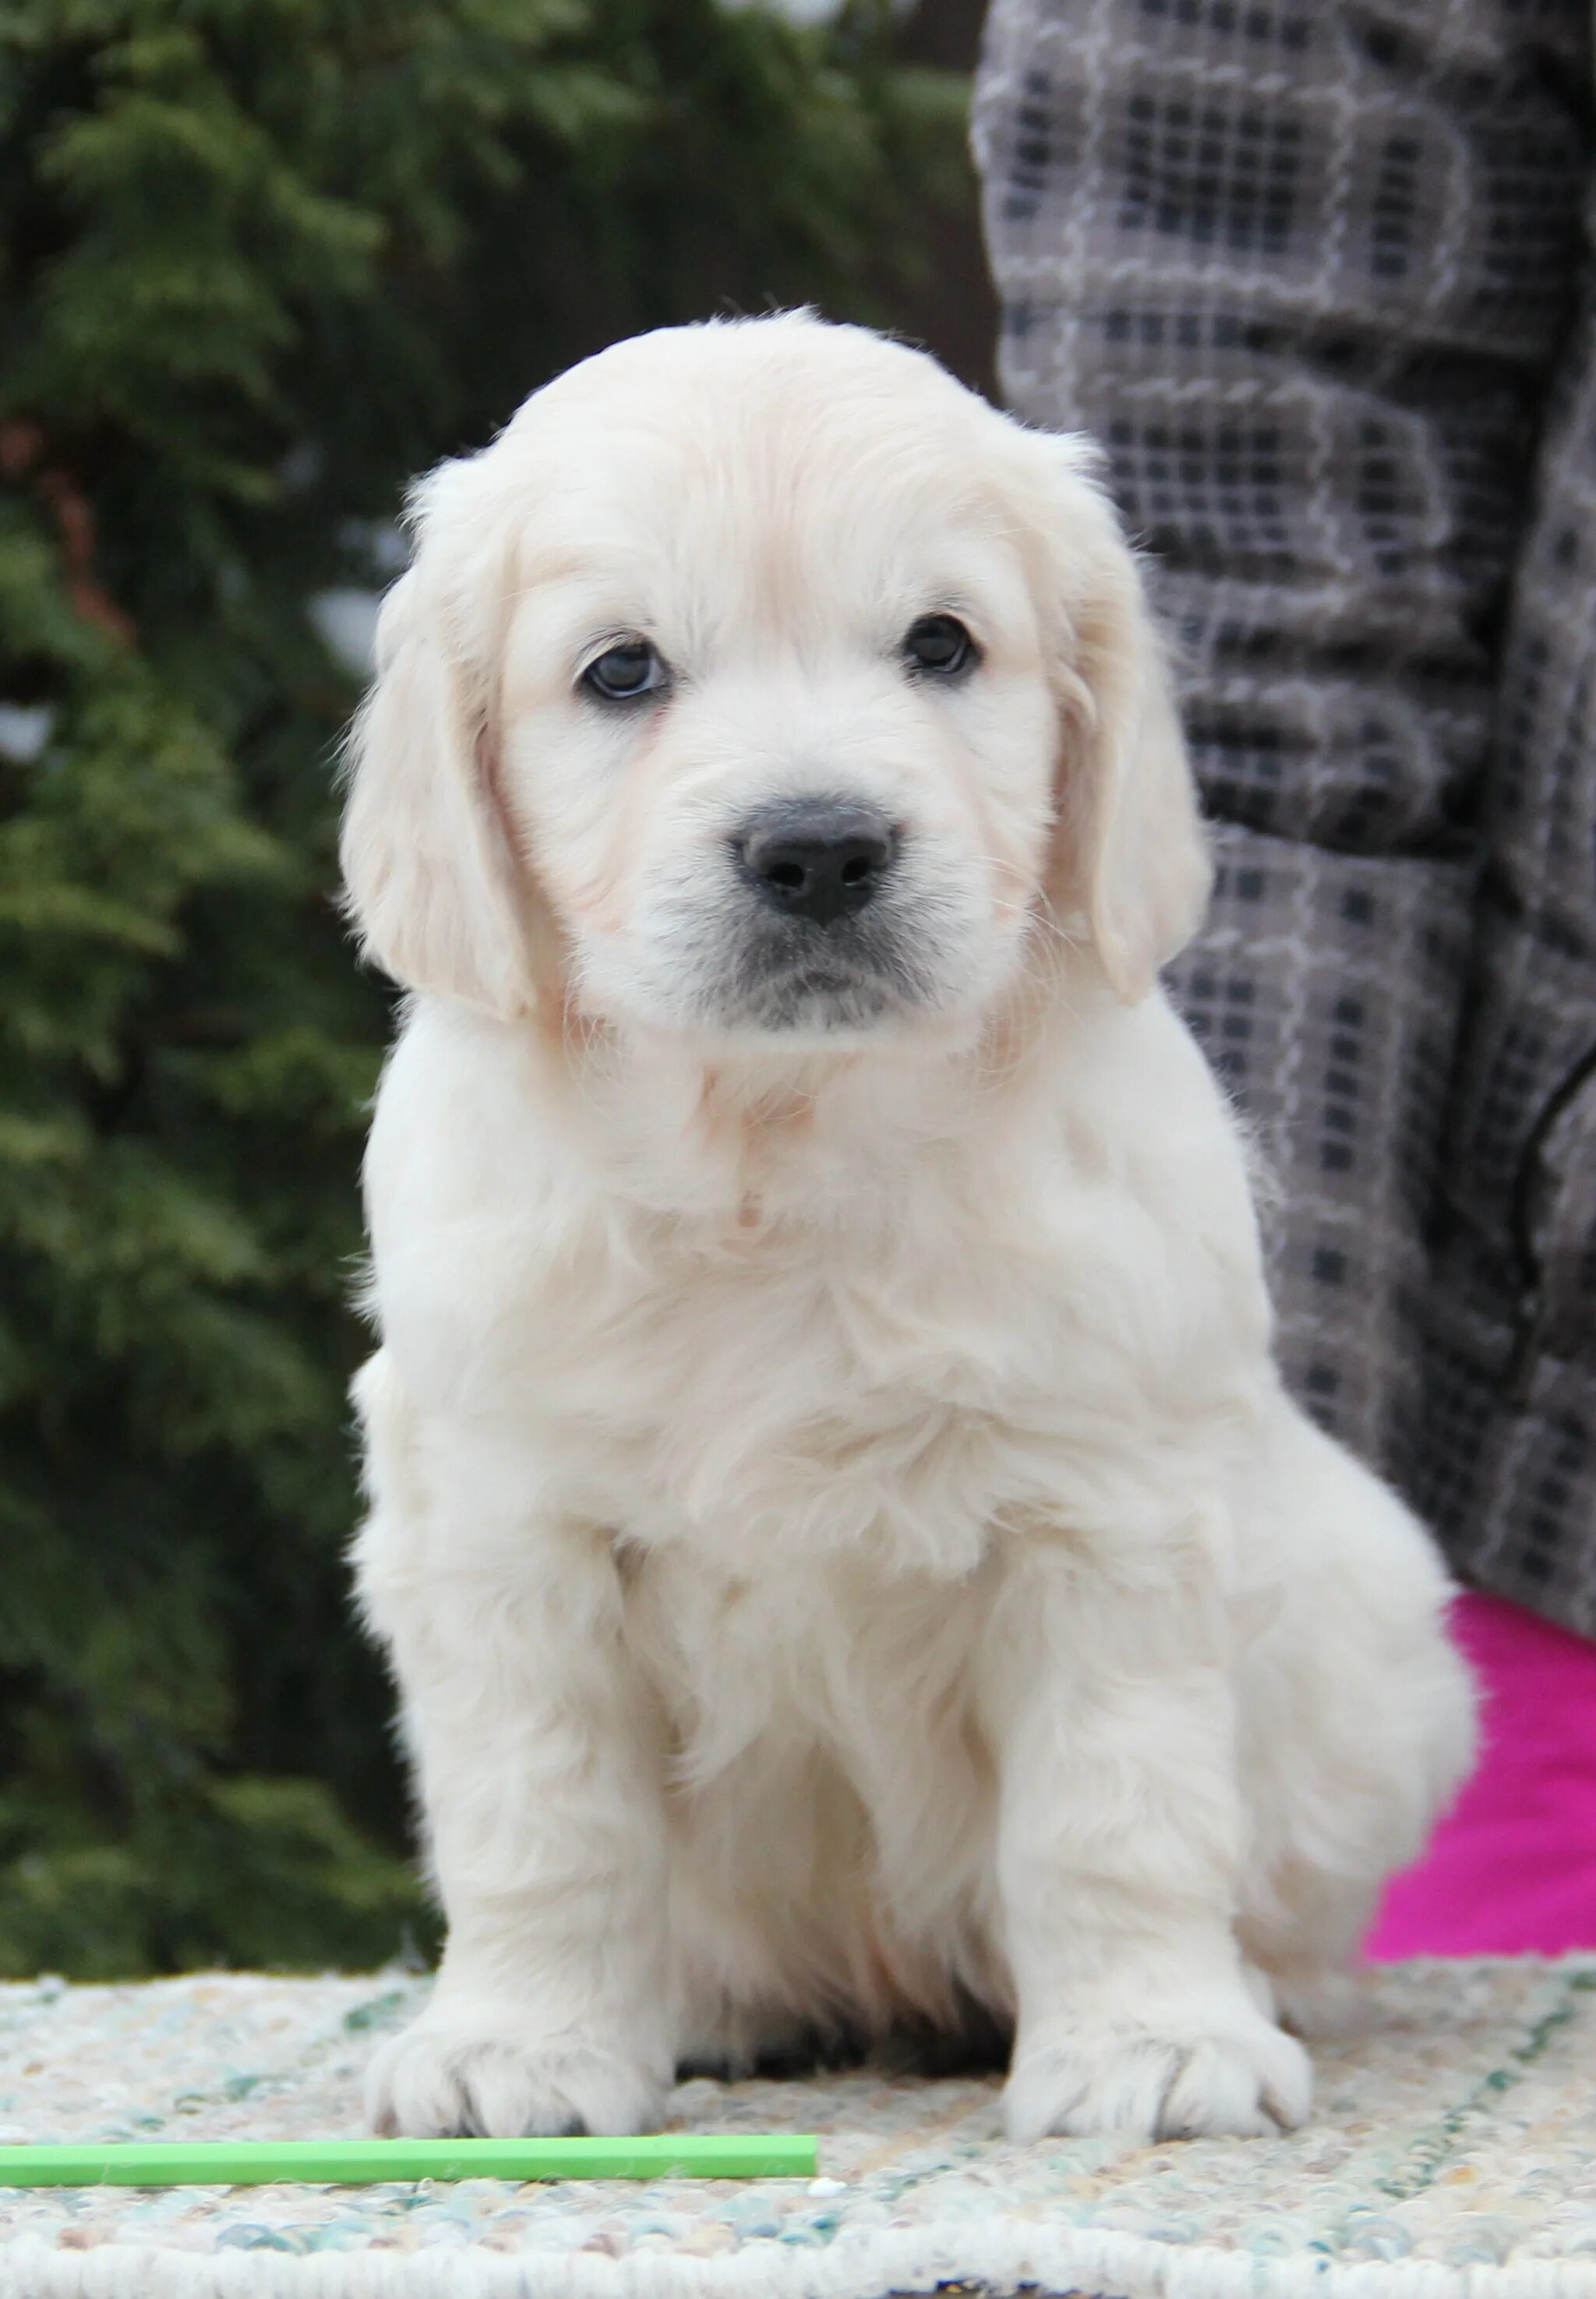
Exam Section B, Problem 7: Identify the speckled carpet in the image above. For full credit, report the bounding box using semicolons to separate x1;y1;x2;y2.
2;1959;1595;2297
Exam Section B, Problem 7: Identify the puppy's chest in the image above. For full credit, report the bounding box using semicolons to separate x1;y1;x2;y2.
623;1537;998;1804
545;1225;1065;1574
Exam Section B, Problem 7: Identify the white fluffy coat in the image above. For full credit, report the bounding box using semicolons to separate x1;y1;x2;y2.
341;314;1475;2147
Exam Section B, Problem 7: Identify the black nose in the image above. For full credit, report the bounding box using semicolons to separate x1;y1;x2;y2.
739;803;897;928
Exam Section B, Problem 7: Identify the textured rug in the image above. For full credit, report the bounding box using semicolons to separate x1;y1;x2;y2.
2;1960;1595;2298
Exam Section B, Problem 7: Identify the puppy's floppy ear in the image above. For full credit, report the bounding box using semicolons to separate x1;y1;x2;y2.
1019;432;1212;1004
339;465;537;1019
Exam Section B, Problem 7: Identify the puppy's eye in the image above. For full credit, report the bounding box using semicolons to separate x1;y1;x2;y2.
583;641;669;702
902;614;977;678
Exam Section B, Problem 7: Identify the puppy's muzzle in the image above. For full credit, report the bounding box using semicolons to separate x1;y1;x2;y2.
735;800;898;930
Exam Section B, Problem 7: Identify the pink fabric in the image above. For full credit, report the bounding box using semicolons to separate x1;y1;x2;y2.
1364;1588;1596;1959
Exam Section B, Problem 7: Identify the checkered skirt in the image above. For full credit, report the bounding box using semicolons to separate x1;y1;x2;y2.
974;0;1596;1633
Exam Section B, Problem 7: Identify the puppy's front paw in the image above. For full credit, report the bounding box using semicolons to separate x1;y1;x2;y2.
366;2018;666;2138
1004;2008;1312;2143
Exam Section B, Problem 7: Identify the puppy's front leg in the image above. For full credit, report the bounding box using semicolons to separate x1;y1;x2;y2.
980;1544;1311;2143
358;1428;671;2139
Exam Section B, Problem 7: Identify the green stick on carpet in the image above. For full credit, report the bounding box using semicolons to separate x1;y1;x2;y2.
0;2135;820;2187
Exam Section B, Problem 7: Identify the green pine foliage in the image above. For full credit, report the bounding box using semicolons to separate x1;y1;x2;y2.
0;0;964;1976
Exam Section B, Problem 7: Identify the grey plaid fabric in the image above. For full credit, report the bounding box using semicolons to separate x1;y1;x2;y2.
973;0;1596;1635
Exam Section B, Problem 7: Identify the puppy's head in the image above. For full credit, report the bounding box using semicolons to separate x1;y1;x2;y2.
341;314;1209;1044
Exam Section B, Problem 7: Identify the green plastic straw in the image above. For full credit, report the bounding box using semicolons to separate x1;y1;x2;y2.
0;2134;819;2187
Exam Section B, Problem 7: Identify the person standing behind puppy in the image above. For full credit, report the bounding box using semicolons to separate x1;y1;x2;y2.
974;0;1596;1948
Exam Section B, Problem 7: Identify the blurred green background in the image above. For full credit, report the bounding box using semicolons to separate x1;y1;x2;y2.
0;0;991;1976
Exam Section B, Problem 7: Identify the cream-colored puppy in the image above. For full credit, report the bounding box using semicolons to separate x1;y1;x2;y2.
341;313;1474;2145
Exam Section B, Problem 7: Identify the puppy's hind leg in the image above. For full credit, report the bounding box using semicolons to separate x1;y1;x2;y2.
1234;1407;1478;2037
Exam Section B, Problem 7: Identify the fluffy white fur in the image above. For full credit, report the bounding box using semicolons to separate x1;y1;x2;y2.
341;313;1475;2147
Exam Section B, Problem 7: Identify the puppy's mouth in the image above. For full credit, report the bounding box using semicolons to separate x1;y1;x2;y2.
722;917;927;1034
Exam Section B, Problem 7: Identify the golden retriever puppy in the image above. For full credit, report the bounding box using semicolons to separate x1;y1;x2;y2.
341;313;1474;2145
